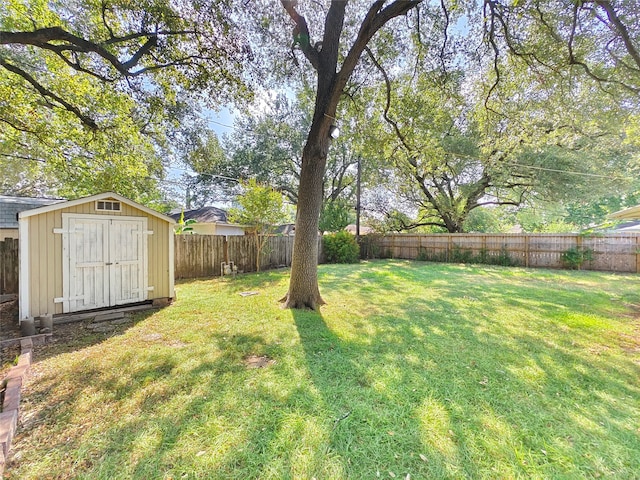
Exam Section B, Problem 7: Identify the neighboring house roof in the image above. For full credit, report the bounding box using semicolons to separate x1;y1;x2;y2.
609;205;640;221
344;224;374;235
17;192;175;224
0;195;64;229
275;224;296;235
170;206;231;224
612;220;640;232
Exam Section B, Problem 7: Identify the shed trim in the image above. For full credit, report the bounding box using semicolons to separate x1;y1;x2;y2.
168;226;175;298
18;192;176;224
609;205;640;221
18;217;29;321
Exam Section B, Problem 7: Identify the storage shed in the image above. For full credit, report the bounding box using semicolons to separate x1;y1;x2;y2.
18;192;175;321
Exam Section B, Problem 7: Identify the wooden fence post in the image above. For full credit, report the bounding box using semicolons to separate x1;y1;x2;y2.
525;235;530;268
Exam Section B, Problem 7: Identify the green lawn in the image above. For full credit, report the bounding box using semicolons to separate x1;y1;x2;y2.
8;261;640;479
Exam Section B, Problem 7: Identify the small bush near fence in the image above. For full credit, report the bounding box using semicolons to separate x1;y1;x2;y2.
561;246;595;270
323;231;360;264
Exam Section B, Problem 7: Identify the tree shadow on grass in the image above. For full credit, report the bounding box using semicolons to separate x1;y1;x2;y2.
288;307;485;479
10;328;277;479
289;293;639;477
313;261;640;477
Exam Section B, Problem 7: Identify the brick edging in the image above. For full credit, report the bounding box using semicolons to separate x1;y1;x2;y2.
0;337;37;475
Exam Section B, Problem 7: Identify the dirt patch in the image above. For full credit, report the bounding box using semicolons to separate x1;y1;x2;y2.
617;305;640;358
1;299;21;377
0;299;20;340
244;355;275;369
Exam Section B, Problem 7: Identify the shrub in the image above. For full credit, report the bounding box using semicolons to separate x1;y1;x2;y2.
561;246;594;270
450;245;474;263
323;231;360;263
493;246;516;267
416;247;429;261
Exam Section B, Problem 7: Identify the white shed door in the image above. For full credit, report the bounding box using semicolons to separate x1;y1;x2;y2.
109;219;146;306
64;215;147;313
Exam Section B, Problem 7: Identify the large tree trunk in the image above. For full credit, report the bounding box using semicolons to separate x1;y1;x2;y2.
282;121;332;309
279;0;421;310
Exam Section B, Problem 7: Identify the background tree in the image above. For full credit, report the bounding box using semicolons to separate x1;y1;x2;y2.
186;90;361;228
228;179;291;272
354;2;640;233
189;94;305;205
0;0;250;202
319;198;354;233
363;73;637;232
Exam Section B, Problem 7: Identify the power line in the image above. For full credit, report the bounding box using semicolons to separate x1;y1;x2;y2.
505;162;633;181
208;118;234;129
440;149;634;181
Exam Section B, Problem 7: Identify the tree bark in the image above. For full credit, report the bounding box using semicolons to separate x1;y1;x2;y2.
282;118;333;309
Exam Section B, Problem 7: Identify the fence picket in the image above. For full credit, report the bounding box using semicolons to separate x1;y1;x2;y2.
0;238;19;294
174;235;317;280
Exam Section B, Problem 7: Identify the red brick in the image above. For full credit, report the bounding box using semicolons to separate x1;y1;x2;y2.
0;410;18;456
17;351;32;367
2;385;21;413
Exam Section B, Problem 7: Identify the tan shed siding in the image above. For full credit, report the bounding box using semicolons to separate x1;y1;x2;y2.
161;216;169;296
26;200;172;317
54;210;63;314
59;199;138;217
28;211;59;317
148;215;170;298
148;215;159;296
45;211;55;314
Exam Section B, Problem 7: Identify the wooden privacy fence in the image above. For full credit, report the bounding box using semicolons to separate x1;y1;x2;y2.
3;233;638;293
359;233;640;273
0;238;19;295
174;235;323;280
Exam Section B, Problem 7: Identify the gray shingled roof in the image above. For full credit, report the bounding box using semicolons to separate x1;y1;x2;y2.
169;206;229;223
0;195;63;229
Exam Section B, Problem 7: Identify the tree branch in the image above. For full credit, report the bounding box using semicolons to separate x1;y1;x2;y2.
280;0;320;69
338;0;421;86
365;47;414;155
0;27;162;76
593;0;640;70
0;58;98;130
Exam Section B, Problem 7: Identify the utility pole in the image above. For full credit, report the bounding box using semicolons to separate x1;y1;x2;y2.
356;156;361;241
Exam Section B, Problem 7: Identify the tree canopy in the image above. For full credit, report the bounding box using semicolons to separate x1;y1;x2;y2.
0;0;250;203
